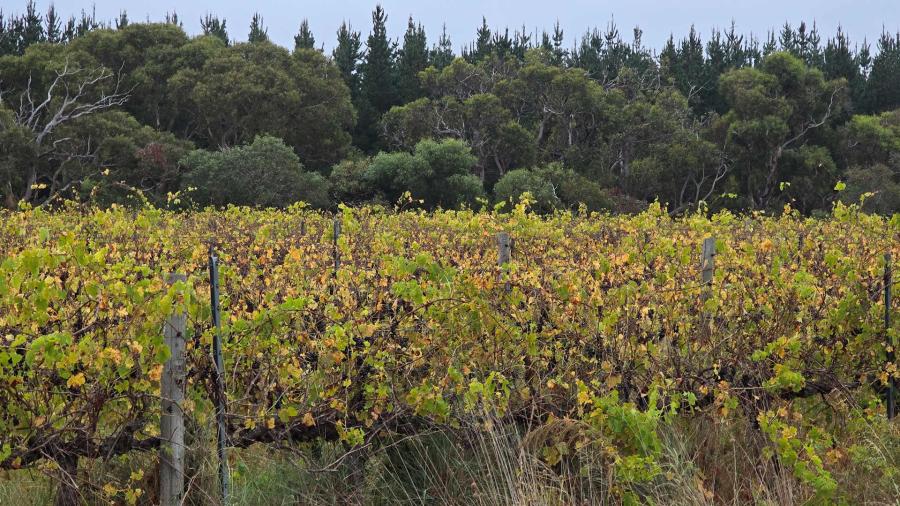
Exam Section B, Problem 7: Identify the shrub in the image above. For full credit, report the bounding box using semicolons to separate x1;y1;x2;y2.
494;165;615;214
493;169;559;213
365;138;484;209
181;135;330;208
329;158;377;205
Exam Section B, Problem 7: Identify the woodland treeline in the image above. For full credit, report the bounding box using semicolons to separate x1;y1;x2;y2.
1;2;899;214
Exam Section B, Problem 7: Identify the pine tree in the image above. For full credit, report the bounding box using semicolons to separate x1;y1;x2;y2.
795;21;810;61
823;27;856;81
248;13;268;43
19;0;45;53
361;5;396;113
468;17;492;62
333;21;362;97
762;30;777;56
116;11;129;30
76;7;98;37
806;22;823;67
823;27;864;110
165;11;181;27
706;28;725;75
659;34;678;82
746;34;762;66
702;23;746;113
626;26;652;71
358;5;397;150
677;25;704;100
492;27;513;61
429;23;454;69
866;31;900;112
570;27;604;78
856;38;872;75
723;22;746;67
8;16;24;55
551;20;566;66
511;25;531;61
396;16;428;102
0;12;14;56
61;15;75;42
294;19;316;50
45;4;61;43
600;21;629;82
201;14;228;45
779;22;796;54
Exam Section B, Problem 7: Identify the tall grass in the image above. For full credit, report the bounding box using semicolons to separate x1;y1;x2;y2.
0;411;896;505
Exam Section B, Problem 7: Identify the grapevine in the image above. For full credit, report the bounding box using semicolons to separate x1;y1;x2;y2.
0;201;897;502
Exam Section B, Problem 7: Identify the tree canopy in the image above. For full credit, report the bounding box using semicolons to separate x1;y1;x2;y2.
0;2;898;214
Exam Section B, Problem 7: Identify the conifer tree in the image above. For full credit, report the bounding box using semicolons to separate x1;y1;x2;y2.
779;22;796;54
397;16;428;102
806;22;823;67
333;21;362;97
511;25;531;61
44;4;61;42
762;30;777;56
61;15;75;41
866;31;900;112
467;17;492;62
115;10;128;30
0;12;14;56
823;27;862;106
165;11;181;27
357;5;397;150
294;19;316;50
430;24;454;69
248;12;268;43
19;0;44;52
550;21;566;65
201;14;228;45
74;8;98;37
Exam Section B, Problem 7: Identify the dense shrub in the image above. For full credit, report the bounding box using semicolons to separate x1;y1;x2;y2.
181;135;330;208
365;138;484;208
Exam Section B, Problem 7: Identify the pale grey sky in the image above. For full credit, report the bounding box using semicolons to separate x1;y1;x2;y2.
7;0;900;53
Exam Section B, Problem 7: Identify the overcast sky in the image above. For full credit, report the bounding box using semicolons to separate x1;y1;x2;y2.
10;0;900;53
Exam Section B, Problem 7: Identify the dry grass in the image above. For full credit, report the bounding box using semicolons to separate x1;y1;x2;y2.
0;411;896;505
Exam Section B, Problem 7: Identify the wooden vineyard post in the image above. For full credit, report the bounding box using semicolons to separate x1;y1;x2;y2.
208;249;231;504
886;253;895;419
497;232;511;265
701;237;716;303
160;273;187;506
333;217;341;277
497;232;511;291
701;237;716;285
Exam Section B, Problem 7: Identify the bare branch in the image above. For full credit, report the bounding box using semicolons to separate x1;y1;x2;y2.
0;60;131;207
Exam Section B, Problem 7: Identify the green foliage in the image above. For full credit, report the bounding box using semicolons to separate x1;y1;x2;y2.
0;204;897;504
247;13;268;43
181;135;330;208
493;169;559;213
293;19;315;51
492;164;614;214
396;17;428;103
366;138;483;208
356;6;398;152
1;7;900;215
171;41;354;169
535;164;614;211
328;158;377;205
866;32;900;113
200;14;228;45
718;52;846;209
843;162;900;214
